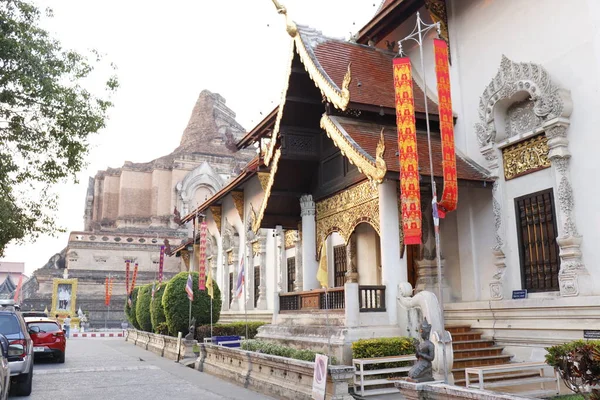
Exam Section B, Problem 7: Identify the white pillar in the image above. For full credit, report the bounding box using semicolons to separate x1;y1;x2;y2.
344;282;359;328
300;195;319;290
378;180;403;325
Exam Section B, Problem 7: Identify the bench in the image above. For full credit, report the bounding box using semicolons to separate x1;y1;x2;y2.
353;355;417;397
465;361;560;398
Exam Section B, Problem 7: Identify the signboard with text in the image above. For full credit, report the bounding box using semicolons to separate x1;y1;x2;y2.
512;290;527;299
312;354;328;400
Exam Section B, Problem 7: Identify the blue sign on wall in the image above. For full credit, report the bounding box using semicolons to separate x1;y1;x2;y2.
512;290;527;299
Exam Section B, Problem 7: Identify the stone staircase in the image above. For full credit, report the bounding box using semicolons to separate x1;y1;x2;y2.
447;325;514;386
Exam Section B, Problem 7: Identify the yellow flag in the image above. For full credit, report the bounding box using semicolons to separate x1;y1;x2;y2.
317;241;328;288
206;265;214;299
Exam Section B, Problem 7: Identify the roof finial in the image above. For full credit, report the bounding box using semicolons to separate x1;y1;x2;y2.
271;0;297;37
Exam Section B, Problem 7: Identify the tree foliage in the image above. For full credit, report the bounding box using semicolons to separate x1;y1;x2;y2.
135;284;152;332
0;0;118;255
150;282;167;333
124;286;140;330
162;272;221;336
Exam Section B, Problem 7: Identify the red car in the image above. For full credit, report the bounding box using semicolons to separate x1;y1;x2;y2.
24;319;65;363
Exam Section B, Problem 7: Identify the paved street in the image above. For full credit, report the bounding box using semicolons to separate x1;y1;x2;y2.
22;337;273;400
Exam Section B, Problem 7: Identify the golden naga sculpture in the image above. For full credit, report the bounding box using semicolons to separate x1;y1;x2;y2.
373;128;387;183
341;63;352;109
271;0;298;37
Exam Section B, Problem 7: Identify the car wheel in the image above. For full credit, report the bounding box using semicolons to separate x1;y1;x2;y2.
14;363;32;396
57;351;65;364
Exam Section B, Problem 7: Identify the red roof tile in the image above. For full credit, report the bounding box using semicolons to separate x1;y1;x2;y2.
333;117;489;182
308;37;438;114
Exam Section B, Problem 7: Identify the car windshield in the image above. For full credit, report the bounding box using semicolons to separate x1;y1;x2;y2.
27;322;60;333
0;314;21;335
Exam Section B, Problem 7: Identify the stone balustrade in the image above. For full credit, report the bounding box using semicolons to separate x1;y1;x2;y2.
69;232;183;246
196;343;354;400
125;329;195;361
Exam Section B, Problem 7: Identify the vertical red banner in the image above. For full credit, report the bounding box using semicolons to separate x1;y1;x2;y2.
108;277;114;305
434;38;458;217
199;222;207;290
130;263;138;293
125;260;130;295
158;245;165;285
105;277;109;306
13;275;23;303
393;57;422;245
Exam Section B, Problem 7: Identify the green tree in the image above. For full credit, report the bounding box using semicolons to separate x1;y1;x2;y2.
162;272;221;336
135;284;152;332
0;0;118;256
150;282;167;333
124;286;140;329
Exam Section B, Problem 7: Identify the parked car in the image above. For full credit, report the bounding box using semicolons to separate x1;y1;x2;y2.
24;318;66;363
0;301;33;396
0;334;12;400
21;311;48;319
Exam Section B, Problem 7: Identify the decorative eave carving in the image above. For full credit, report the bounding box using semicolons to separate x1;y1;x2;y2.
316;180;380;258
257;172;270;191
252;148;282;234
320;114;387;184
231;191;244;220
285;230;297;249
209;205;222;235
502;134;551;180
475;55;572;149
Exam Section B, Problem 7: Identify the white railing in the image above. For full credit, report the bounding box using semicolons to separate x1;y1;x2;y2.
353;354;417;397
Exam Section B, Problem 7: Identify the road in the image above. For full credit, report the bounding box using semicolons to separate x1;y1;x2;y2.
21;337;274;400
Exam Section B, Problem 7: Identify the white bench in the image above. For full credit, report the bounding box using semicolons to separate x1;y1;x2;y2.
353;355;417;397
465;361;560;398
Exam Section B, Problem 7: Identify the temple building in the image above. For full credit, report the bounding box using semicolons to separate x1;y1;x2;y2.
173;0;600;383
22;90;253;326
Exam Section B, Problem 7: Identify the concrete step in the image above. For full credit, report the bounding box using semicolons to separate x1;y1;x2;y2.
453;346;505;360
445;325;471;334
453;354;513;370
453;339;495;350
450;331;483;342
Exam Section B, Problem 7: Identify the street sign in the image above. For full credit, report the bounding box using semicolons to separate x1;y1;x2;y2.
512;290;527;299
584;330;600;339
312;354;328;400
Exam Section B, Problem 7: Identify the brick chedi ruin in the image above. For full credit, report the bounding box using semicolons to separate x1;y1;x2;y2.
21;90;254;327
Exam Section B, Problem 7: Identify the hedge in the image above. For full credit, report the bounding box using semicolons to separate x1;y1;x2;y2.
135;284;153;332
150;282;167;333
195;321;266;342
124;286;140;329
352;337;416;370
162;271;222;336
242;340;317;363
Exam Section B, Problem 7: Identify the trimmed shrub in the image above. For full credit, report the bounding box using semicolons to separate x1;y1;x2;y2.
124;286;140;329
352;337;416;370
546;340;600;399
242;340;317;363
135;284;153;332
162;272;222;336
150;282;167;333
155;322;169;336
195;321;266;342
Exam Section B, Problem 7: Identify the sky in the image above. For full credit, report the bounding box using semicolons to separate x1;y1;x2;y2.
1;0;380;275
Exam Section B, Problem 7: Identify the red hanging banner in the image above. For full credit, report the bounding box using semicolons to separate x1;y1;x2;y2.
158;245;165;285
125;260;130;295
199;222;207;291
393;57;422;245
433;38;458;217
105;277;109;306
130;263;139;294
108;277;114;305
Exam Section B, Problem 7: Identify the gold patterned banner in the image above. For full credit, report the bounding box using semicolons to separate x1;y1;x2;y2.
393;57;422;245
434;39;458;217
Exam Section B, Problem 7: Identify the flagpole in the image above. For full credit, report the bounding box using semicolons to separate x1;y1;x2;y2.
398;12;449;384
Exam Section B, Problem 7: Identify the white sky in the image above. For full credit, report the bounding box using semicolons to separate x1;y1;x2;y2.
1;0;379;275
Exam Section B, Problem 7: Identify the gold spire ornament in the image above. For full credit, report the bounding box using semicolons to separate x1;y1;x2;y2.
271;0;298;37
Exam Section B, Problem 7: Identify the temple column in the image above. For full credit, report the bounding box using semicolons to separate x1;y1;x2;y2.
378;180;403;325
300;195;319;290
293;230;303;292
230;250;240;311
256;234;268;309
344;233;359;328
415;191;450;303
544;119;591;296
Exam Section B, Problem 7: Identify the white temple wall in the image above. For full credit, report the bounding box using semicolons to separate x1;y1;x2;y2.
355;224;381;286
118;169;152;218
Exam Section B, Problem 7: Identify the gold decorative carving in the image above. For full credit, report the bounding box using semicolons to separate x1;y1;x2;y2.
181;249;191;271
503;134;550;180
227;250;233;265
249;203;257;228
51;278;78;317
316;180;380;258
425;0;450;62
285;230;297;249
231;191;244;219
320;114;387;184
252;241;261;256
271;0;297;37
253;148;282;234
257;172;270;191
209;205;222;235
